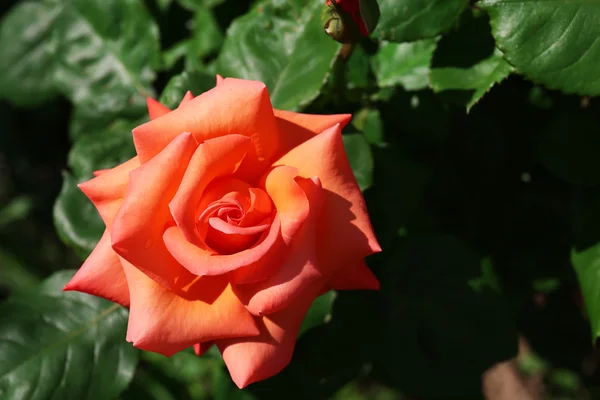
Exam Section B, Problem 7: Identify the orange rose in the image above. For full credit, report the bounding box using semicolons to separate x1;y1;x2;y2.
64;76;381;388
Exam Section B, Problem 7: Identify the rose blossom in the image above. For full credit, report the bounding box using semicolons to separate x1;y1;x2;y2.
64;76;381;388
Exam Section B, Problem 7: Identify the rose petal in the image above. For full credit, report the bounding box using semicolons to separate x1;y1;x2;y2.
234;176;325;316
216;74;224;85
146;97;171;120
217;282;323;388
329;261;380;291
132;78;279;166
272;109;351;160
206;217;270;255
63;230;130;307
169;135;252;245
122;261;259;357
274;124;381;276
194;342;214;356
111;132;198;290
163;216;282;279
179;90;194;107
78;156;140;229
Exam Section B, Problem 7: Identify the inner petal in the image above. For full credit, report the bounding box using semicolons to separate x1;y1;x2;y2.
206;216;271;255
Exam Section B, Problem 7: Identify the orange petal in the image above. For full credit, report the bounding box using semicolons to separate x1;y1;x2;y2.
216;74;224;85
206;217;270;255
92;169;109;177
217;282;323;388
63;230;130;307
234;176;325;315
146;98;171;120
272;109;351;160
78;156;140;229
122;261;259;356
329;261;380;291
274;124;380;277
163;215;282;279
179;91;194;107
132;78;279;166
111;132;198;290
168;135;252;245
194;342;214;356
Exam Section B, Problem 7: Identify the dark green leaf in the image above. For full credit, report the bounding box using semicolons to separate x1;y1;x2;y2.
0;2;60;106
54;172;104;259
178;0;224;10
373;0;466;42
298;291;336;337
372;39;437;91
430;48;512;111
480;0;600;95
51;0;160;108
159;70;216;109
572;245;600;340
0;270;138;400
346;45;371;90
342;133;374;191
216;0;341;110
68;119;139;179
352;108;385;148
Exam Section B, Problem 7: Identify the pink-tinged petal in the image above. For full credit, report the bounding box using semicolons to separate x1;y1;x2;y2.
272;109;351;160
329;261;380;291
78;157;140;229
163;216;283;279
194;342;214;356
179;91;194;107
217;283;323;388
63;230;130;307
206;217;270;255
168;135;252;245
111;132;198;289
274;124;381;277
122;261;259;357
92;169;109;177
216;74;224;85
132;78;279;166
234;177;325;316
146;97;171;120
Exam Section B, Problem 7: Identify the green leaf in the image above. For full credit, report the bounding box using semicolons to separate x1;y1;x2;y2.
0;270;138;400
0;2;60;107
178;0;225;10
68;118;139;179
54;172;104;259
298;291;337;337
430;48;512;111
342;133;374;192
572;245;600;340
216;0;341;110
159;70;216;109
352;108;386;148
373;0;466;42
372;39;437;91
189;8;224;61
51;0;160;108
479;0;600;95
346;45;371;90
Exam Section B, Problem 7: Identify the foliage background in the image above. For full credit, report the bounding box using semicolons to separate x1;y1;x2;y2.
1;0;600;399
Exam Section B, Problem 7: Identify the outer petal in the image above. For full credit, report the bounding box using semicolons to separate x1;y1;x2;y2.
132;78;279;165
169;135;252;245
217;283;322;388
78;156;140;229
63;230;130;307
274;124;380;276
233;176;325;316
194;342;214;356
122;261;259;356
111;132;198;289
216;74;224;85
146;98;171;120
328;261;380;290
179;91;194;107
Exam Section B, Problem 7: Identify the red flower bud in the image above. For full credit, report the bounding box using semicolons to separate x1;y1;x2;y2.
321;0;380;44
